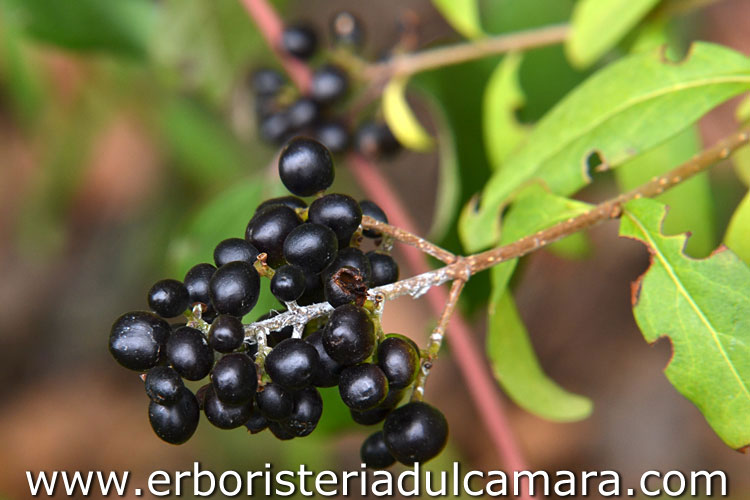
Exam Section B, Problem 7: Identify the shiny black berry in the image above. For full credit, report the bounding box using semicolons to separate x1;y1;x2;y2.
383;402;448;464
377;335;420;389
286;386;323;437
145;366;185;405
251;67;285;97
109;311;171;371
314;121;350;154
166;326;214;381
268;420;296;440
296;268;324;306
256;196;307;214
245;403;269;434
271;264;306;303
322;303;376;365
214;238;259;267
246;204;301;267
264;338;319;390
308;193;362;246
355;121;400;159
359;200;388;238
281;23;318;60
311;64;348;104
283;223;338;273
305;329;343;387
324;247;372;284
203;385;253;429
184;263;216;307
324;266;368;308
350;388;405;426
259;111;291;145
211;353;257;404
148;387;200;445
209;261;261;317
278;137;334;197
148;279;190;318
208;314;245;353
368;252;399;287
256;383;293;421
287;97;319;131
330;11;364;47
338;363;388;411
361;431;396;469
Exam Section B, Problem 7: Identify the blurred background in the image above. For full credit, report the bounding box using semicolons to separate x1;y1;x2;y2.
0;0;749;498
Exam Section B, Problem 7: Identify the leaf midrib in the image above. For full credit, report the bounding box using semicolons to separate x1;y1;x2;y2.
624;210;750;402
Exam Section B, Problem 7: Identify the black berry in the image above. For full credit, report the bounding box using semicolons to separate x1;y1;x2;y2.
214;238;259;267
256;383;293;421
209;261;261;317
359;200;388;238
383;402;448;464
148;279;190;318
109;311;170;371
350;388;406;426
322;304;376;365
278;137;334;197
305;329;343;387
368;252;399;287
286;386;323;437
324;266;368;308
338;363;388;411
287;97;319;131
245;403;269;434
283;223;338;273
251;67;285;97
256;196;307;214
264;338;320;390
355;121;400;159
203;385;253;429
314;121;350;154
271;264;306;303
281;24;318;60
211;353;257;404
148;387;200;445
184;263;216;307
308;193;362;246
311;64;348;104
259;111;291;145
246;204;301;267
361;431;396;469
208;314;245;353
325;247;372;284
166;326;214;381
145;366;185;405
268;420;296;440
377;335;420;389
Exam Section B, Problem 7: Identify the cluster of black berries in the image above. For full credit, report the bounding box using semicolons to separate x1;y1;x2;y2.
108;137;447;467
252;11;402;160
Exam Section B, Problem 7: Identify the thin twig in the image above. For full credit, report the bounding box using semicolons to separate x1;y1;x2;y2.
362;215;456;264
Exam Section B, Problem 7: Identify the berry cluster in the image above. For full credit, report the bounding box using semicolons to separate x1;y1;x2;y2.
252;11;402;159
108;137;447;467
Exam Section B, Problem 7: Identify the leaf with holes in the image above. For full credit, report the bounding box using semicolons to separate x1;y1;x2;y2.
461;42;750;252
620;198;750;451
488;289;593;422
566;0;662;68
432;0;483;39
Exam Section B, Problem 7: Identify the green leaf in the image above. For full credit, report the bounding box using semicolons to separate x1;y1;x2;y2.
461;42;750;252
620;197;750;451
483;52;528;170
490;184;593;297
616;126;716;257
567;0;661;68
725;191;750;265
1;0;156;58
488;290;593;422
432;0;483;39
382;76;435;152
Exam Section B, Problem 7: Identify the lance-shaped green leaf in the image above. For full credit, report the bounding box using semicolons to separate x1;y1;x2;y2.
620;198;750;451
483;52;529;170
488;289;593;422
383;76;435;152
725;192;750;265
432;0;483;39
460;42;750;252
566;0;661;68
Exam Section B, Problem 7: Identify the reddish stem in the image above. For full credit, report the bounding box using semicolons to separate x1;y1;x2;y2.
349;155;530;482
239;0;312;91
